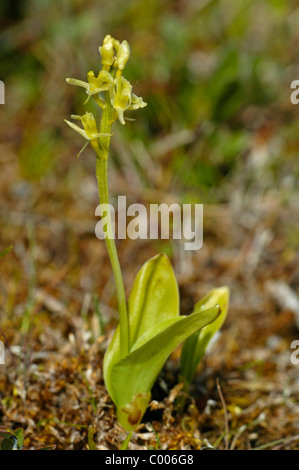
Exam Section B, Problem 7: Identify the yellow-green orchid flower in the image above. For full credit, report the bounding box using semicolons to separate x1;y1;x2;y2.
114;40;130;72
66;70;113;106
111;76;132;125
99;34;115;69
109;76;146;125
66;35;147;126
64;112;111;157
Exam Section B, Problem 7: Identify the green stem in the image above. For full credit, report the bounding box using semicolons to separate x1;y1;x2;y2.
120;431;133;450
96;93;129;357
175;377;190;414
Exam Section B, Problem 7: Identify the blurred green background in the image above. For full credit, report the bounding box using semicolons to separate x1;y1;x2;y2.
1;0;298;203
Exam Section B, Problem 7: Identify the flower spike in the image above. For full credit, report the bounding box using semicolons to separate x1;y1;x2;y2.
66;35;147;129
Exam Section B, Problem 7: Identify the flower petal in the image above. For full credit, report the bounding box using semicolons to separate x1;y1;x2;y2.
64;119;89;139
66;78;89;90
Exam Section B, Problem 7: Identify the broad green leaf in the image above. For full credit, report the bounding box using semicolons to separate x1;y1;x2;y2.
180;287;229;385
109;305;220;431
103;253;179;401
103;253;221;431
128;253;179;346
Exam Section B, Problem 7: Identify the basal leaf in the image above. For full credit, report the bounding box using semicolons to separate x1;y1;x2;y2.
180;287;229;384
103;253;179;403
109;305;220;431
127;253;179;347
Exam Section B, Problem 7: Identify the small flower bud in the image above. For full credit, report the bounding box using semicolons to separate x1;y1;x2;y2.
64;113;112;157
99;34;115;68
115;40;130;71
113;38;120;50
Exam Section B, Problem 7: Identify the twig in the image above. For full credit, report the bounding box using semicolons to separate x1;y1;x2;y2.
254;435;299;451
216;378;230;450
272;435;299;450
230;425;246;451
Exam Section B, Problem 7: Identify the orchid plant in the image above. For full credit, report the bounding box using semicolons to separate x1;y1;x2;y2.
65;35;229;434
